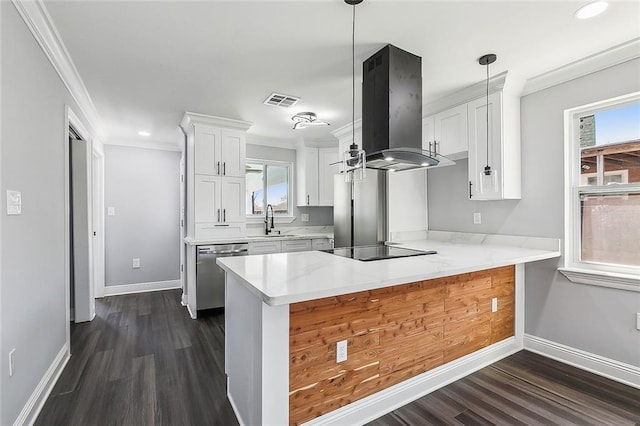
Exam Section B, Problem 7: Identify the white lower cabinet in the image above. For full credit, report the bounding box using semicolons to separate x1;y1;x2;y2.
248;240;282;255
248;237;331;254
281;239;312;252
311;238;332;250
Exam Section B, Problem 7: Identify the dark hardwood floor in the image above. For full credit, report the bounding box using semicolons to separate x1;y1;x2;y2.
36;290;639;426
35;290;238;426
368;351;640;426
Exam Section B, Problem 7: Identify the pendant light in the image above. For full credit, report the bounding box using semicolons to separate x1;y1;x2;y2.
343;0;366;182
478;53;498;193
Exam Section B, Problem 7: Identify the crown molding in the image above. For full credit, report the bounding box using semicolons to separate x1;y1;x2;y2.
12;0;104;139
423;71;508;117
331;119;363;140
180;112;252;133
522;38;640;97
246;135;297;150
103;139;183;152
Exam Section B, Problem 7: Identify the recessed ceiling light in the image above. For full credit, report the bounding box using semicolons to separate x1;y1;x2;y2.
575;1;608;19
138;131;150;137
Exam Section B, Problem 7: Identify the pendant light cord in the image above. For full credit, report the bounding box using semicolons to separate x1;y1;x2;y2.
351;3;356;149
485;59;490;170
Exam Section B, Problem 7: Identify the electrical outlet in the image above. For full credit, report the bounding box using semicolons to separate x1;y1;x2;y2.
301;213;309;222
107;207;115;216
132;258;141;269
336;340;347;363
473;212;481;225
491;297;498;313
9;348;15;377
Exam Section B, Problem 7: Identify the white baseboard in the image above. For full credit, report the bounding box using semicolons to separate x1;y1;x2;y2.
308;338;521;426
13;343;70;426
524;334;640;389
103;280;181;296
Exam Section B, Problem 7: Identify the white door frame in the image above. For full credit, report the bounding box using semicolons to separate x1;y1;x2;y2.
92;145;105;298
64;106;95;349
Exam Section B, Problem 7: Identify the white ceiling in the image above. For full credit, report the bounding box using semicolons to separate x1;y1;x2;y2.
43;0;640;149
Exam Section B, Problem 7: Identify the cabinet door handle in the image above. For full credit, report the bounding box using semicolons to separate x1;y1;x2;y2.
469;181;473;199
428;141;432;155
434;141;438;155
223;162;226;175
223;208;226;222
307;194;310;205
217;208;221;222
217;161;221;175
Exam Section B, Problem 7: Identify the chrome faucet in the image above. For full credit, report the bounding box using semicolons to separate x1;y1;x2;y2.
265;204;275;235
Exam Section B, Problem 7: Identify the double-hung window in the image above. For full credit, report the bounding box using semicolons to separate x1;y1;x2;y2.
245;160;293;218
561;92;640;291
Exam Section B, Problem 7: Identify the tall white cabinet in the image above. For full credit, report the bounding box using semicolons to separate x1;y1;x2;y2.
181;113;252;239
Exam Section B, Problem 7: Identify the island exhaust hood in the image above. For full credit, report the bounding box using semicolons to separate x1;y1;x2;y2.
361;45;454;171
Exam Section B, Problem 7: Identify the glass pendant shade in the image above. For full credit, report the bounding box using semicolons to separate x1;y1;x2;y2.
480;167;499;195
344;144;366;182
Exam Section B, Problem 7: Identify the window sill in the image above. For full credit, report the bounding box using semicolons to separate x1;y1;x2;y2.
246;216;296;225
558;267;640;292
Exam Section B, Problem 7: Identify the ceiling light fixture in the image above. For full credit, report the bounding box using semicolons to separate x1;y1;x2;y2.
575;1;608;19
343;0;366;182
291;112;330;130
138;130;150;137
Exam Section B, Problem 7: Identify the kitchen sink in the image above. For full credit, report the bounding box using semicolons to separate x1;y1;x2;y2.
247;233;298;239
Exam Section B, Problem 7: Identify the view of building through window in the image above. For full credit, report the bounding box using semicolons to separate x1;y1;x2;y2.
579;102;640;268
245;162;289;215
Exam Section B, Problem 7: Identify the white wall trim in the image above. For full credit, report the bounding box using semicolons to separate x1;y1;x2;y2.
13;343;70;426
523;37;640;96
103;280;181;296
307;338;520;426
103;139;182;152
524;334;640;389
11;0;104;139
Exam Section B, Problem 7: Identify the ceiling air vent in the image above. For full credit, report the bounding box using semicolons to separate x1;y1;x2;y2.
263;92;300;108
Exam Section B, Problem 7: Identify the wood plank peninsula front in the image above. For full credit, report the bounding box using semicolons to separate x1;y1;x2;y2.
218;232;560;425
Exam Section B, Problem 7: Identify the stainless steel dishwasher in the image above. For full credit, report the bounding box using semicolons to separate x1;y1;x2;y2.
196;243;248;310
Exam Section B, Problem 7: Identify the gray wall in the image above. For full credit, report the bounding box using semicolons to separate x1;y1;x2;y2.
428;58;640;366
246;143;334;227
104;145;180;286
0;3;92;423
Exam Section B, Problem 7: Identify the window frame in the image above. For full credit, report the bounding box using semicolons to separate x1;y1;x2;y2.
560;91;640;292
245;158;295;224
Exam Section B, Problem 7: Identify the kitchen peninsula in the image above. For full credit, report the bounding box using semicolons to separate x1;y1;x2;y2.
218;231;561;426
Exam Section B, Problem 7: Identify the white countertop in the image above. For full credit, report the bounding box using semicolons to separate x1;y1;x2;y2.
217;231;561;306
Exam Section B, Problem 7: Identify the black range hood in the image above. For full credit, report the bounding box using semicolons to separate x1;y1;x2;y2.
362;45;454;171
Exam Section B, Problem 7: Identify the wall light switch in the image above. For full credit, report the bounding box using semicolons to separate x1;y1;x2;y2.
132;258;141;269
636;312;640;331
6;190;22;215
301;213;309;222
9;348;16;377
473;212;481;225
491;297;498;313
107;207;116;216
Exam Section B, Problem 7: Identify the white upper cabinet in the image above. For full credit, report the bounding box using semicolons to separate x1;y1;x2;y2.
193;126;245;177
432;103;468;157
296;145;338;206
318;148;339;205
467;90;521;200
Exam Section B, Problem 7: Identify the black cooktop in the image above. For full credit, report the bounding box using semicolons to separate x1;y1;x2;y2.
322;245;437;262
